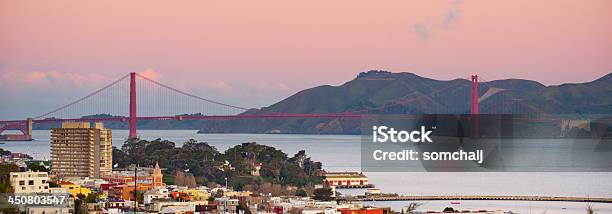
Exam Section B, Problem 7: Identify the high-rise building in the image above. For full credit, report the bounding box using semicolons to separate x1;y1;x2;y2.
51;122;112;178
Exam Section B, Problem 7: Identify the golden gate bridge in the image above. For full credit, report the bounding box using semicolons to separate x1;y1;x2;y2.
0;72;559;141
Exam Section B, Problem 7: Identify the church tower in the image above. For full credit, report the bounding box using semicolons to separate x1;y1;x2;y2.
152;162;164;187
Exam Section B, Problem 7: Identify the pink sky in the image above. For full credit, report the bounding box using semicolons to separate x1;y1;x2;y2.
1;0;611;119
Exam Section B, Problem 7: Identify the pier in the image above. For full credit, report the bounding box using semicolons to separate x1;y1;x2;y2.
346;195;612;203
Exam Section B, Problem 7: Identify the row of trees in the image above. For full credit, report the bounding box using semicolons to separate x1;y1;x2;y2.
113;139;325;194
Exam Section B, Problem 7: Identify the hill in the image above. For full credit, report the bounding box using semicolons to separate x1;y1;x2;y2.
198;70;612;134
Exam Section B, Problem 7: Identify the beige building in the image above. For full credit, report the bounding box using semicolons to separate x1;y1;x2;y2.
10;171;50;193
323;172;369;188
51;122;112;178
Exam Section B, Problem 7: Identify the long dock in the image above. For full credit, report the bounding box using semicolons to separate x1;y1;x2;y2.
347;196;612;203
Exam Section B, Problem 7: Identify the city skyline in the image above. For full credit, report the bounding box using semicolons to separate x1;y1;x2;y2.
1;0;611;119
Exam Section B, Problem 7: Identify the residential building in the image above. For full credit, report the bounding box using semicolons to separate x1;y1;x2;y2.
25;206;73;214
9;171;50;193
51;122;112;178
150;200;206;213
171;186;209;201
225;190;252;197
103;163;164;188
215;197;239;213
144;188;169;205
108;183;153;201
58;180;92;198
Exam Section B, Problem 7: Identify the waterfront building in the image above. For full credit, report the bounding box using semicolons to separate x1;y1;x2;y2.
302;207;340;214
365;188;382;196
323;172;369;188
9;171;50;193
51;122;112;178
337;207;392;214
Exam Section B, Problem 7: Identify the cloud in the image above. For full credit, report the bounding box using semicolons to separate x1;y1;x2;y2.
443;9;460;29
275;83;290;92
246;80;292;93
413;23;431;40
209;80;233;93
443;0;463;29
412;0;464;40
0;67;110;89
0;67;114;119
139;68;161;80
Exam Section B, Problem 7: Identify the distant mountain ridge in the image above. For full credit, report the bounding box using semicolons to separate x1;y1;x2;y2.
198;70;612;134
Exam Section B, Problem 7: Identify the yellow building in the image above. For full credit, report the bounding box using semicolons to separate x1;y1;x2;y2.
58;180;92;198
51;122;112;178
173;187;210;201
224;190;253;197
323;172;369;188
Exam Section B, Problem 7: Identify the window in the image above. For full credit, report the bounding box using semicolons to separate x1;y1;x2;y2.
28;180;34;185
19;181;24;185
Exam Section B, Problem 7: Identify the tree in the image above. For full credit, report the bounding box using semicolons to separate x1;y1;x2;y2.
214;189;224;198
405;203;421;213
443;207;455;212
129;190;145;203
586;203;597;214
295;188;307;197
0;182;13;193
313;188;333;201
238;200;251;214
26;163;48;172
85;192;99;203
0;164;19;182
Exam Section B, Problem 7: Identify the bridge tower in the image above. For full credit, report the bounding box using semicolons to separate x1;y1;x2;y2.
470;75;479;138
0;118;33;141
26;117;32;137
471;75;479;114
129;72;137;139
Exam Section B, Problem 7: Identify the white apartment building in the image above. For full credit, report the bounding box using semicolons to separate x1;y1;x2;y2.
143;188;169;204
10;171;50;193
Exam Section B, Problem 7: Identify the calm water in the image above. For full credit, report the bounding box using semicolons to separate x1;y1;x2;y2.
2;130;612;213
